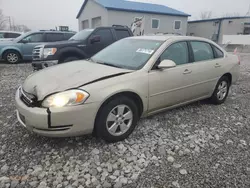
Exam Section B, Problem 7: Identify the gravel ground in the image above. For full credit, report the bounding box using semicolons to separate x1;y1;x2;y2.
0;55;250;188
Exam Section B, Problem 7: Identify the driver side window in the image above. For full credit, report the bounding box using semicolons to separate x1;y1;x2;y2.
160;41;189;65
23;33;44;43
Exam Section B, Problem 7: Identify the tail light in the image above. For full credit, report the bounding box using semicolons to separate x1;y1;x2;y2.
233;47;240;65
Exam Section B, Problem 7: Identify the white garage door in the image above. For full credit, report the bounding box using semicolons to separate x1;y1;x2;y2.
92;17;102;28
82;20;89;30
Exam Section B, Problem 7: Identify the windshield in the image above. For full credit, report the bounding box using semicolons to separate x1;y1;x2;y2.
13;32;31;42
91;38;163;70
69;29;93;41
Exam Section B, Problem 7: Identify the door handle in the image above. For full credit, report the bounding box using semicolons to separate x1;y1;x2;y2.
183;69;192;74
215;63;221;68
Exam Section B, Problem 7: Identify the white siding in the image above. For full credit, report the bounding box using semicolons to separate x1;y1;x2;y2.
187;21;220;41
81;20;89;29
107;10;188;35
219;18;249;43
92;17;102;28
78;0;108;30
187;18;250;44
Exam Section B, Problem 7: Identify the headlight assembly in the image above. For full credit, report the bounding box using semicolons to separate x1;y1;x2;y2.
43;48;57;58
42;90;89;108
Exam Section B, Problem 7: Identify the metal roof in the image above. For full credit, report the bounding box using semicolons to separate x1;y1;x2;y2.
76;0;190;18
188;16;250;23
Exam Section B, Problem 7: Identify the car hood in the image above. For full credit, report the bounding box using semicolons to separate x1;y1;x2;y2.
44;40;82;48
22;60;132;100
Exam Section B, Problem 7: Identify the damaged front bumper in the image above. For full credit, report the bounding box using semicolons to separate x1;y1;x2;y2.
15;87;99;137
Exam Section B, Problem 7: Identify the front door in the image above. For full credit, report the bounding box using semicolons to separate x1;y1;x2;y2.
149;41;196;112
20;33;44;60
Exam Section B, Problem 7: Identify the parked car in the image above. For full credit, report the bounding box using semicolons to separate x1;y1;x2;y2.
0;30;75;64
15;36;240;142
31;25;133;70
0;31;22;42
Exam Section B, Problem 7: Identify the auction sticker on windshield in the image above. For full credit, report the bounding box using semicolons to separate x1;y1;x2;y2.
136;48;154;55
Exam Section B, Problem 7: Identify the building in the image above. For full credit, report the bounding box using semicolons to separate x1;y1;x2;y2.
187;16;250;44
76;0;190;35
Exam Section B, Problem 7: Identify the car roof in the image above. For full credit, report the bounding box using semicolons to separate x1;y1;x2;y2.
38;31;76;33
0;31;22;34
130;35;214;42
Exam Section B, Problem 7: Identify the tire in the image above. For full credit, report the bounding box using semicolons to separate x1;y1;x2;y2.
62;56;79;63
95;96;139;143
4;50;21;64
210;76;230;105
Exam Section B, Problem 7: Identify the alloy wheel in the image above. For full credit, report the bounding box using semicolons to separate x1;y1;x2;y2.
217;81;228;100
7;53;19;63
106;104;133;136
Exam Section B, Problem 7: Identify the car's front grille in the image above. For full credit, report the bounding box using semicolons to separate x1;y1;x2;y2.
32;45;44;60
19;87;37;107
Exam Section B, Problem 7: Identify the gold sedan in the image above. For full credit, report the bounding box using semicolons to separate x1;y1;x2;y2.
15;36;240;142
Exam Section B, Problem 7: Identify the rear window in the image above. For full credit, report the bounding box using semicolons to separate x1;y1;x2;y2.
64;33;75;40
190;41;214;62
115;29;130;40
213;46;224;58
5;33;21;38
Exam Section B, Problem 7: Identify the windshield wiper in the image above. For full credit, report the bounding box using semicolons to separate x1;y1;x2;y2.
88;59;122;69
101;63;122;69
88;57;95;62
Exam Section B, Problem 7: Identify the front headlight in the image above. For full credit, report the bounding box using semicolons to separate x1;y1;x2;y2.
43;48;57;58
42;90;89;108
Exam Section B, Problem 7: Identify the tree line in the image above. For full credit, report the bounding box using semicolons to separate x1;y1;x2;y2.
0;9;30;32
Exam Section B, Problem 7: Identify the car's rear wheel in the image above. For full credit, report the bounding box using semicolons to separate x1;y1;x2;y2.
4;50;21;64
210;76;230;104
95;96;139;143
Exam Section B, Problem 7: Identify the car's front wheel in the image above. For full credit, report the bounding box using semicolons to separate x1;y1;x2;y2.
95;96;139;143
210;76;230;104
4;50;21;64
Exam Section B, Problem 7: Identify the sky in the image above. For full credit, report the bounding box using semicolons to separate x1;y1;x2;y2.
0;0;249;31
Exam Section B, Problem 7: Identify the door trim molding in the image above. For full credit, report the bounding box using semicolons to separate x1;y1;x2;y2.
150;77;218;97
147;95;210;116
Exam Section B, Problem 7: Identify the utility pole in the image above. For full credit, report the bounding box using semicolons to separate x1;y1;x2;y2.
246;3;250;16
8;16;11;30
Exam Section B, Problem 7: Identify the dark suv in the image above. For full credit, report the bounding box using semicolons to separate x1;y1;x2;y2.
32;25;133;70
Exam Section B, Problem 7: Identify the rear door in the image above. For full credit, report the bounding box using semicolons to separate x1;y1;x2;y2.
188;41;223;95
20;33;45;60
85;28;115;57
45;33;65;42
5;32;21;39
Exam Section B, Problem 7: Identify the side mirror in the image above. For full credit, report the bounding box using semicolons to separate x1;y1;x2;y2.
20;39;28;44
157;59;176;69
90;35;101;44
